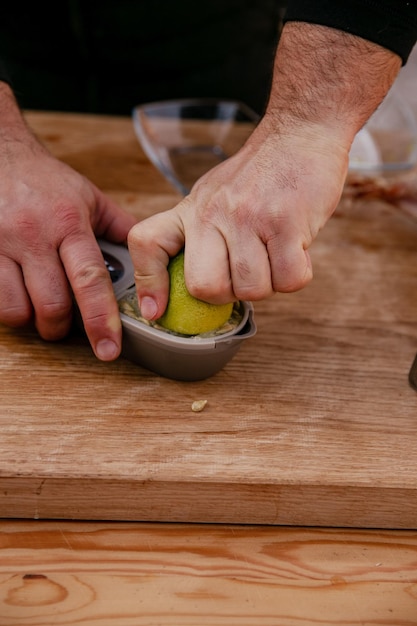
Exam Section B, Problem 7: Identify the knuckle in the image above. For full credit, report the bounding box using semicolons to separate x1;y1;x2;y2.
7;202;86;257
36;299;73;323
13;214;38;242
53;202;88;240
272;271;313;293
234;284;271;301
128;217;162;246
72;263;109;293
0;303;32;327
133;271;159;290
81;308;121;341
188;277;231;304
80;309;108;327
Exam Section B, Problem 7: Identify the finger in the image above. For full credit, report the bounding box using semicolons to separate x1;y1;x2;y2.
21;249;74;340
228;238;273;301
181;227;235;304
182;199;274;303
268;233;313;292
128;208;185;320
59;233;122;361
0;256;32;327
186;222;275;303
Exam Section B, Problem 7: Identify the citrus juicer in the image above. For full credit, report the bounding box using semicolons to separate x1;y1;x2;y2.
97;240;256;381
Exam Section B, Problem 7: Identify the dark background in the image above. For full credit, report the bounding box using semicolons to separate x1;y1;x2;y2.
0;1;285;115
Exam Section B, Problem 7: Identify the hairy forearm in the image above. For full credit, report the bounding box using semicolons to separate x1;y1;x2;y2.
0;81;26;126
0;81;48;162
264;22;402;145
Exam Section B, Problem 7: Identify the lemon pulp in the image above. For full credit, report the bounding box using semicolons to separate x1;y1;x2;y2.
157;252;234;335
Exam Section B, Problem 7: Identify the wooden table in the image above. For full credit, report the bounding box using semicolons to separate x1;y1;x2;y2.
2;111;417;529
1;111;417;624
1;520;417;625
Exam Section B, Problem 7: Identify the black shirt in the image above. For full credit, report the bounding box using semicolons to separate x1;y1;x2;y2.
284;0;417;65
0;1;282;115
1;1;416;115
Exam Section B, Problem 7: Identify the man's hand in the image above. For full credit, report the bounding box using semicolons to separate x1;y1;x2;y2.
0;84;137;360
128;118;348;320
128;22;401;321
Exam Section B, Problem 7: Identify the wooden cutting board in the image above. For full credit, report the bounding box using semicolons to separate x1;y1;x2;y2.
1;111;417;529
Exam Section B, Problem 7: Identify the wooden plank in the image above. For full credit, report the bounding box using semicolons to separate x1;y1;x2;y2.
1;521;417;625
1;111;417;527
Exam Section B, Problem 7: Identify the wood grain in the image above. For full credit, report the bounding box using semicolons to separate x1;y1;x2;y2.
1;521;417;625
1;111;417;527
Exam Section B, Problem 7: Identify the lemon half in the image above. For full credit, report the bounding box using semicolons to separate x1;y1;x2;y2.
157;252;234;335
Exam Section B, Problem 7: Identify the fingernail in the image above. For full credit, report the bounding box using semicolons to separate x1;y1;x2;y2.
96;338;119;361
139;296;158;320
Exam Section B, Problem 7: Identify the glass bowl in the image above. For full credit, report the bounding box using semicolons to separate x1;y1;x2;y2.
349;91;417;174
132;98;260;195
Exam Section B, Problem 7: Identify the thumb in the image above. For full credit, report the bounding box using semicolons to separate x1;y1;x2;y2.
127;208;185;320
92;184;138;242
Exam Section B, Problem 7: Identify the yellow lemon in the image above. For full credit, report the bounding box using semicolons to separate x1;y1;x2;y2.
158;251;234;335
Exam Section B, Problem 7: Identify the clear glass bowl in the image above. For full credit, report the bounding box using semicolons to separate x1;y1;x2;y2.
132;98;260;195
349;91;417;174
